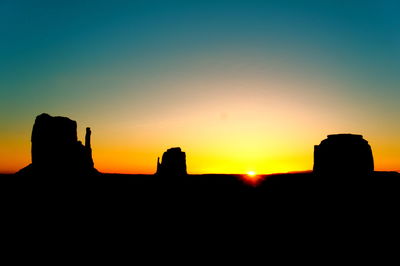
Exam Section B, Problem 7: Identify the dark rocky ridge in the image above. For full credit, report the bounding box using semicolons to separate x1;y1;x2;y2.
156;147;187;176
313;134;374;175
6;124;400;239
17;113;98;176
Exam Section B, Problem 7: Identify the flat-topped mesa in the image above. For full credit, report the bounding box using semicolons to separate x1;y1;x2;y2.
313;134;374;175
156;147;187;176
18;113;97;176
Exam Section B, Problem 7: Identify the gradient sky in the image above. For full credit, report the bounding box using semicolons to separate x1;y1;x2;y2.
1;0;399;174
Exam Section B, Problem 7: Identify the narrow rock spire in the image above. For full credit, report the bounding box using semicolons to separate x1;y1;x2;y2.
85;127;91;149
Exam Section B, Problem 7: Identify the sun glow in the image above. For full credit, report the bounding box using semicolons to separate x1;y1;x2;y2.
241;171;264;186
247;171;256;177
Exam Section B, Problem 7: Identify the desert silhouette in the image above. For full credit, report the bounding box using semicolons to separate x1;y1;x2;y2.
1;113;398;207
3;1;400;256
1;113;399;254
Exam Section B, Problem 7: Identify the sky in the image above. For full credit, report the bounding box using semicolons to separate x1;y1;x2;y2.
1;0;399;174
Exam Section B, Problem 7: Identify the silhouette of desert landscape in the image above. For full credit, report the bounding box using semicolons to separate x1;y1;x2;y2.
1;113;398;213
3;1;400;258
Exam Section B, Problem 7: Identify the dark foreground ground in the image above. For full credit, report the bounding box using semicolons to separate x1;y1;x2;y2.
1;171;400;260
2;171;399;215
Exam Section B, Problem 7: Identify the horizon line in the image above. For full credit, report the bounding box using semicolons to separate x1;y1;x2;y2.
3;169;400;176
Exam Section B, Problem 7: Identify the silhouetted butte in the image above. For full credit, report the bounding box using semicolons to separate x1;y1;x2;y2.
17;113;98;176
313;134;374;175
156;147;187;176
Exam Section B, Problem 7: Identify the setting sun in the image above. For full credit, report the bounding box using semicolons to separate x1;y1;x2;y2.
241;171;264;186
247;171;256;177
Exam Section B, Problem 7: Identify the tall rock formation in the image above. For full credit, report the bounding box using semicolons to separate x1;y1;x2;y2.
18;113;98;176
156;147;187;176
313;134;374;175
